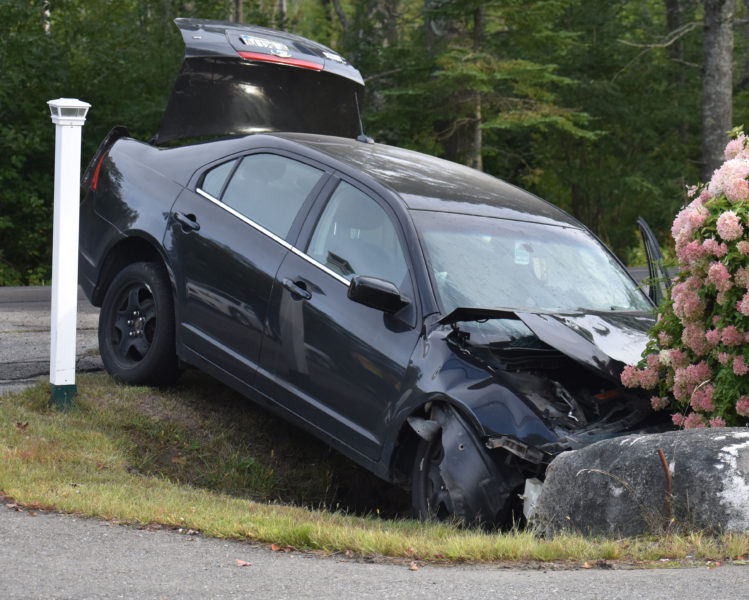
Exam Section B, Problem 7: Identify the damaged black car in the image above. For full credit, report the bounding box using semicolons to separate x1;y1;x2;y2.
79;19;665;527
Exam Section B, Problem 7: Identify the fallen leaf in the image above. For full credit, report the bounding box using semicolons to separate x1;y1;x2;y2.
15;422;29;434
271;544;295;553
235;559;252;567
409;561;419;571
27;512;37;517
582;562;592;569
185;529;198;535
344;550;354;558
271;544;281;552
406;547;417;557
5;503;19;511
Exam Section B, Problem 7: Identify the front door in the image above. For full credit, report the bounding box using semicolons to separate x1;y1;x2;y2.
260;180;420;460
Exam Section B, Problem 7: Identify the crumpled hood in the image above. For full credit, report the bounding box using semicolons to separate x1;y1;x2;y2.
438;307;653;384
516;311;652;383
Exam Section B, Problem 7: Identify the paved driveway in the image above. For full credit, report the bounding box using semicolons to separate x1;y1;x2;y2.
0;286;101;394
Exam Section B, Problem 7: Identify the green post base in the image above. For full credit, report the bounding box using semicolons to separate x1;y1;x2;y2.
50;383;76;409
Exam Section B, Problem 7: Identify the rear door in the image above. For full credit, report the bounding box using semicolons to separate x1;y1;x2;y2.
165;151;328;384
259;179;421;460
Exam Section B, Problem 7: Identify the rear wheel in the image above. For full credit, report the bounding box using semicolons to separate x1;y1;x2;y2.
98;261;178;386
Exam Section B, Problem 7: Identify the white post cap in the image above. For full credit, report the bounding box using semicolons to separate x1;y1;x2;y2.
48;98;91;126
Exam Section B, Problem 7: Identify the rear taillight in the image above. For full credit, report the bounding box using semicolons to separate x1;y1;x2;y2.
90;153;107;191
236;51;323;71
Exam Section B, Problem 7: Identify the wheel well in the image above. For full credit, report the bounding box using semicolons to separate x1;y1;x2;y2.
389;398;480;487
92;237;166;306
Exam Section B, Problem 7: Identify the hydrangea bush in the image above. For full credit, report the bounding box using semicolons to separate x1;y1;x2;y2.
621;131;749;428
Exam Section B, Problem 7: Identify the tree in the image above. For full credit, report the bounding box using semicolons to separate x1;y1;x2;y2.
702;0;735;179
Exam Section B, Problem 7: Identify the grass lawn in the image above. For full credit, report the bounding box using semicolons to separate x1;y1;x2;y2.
1;371;746;566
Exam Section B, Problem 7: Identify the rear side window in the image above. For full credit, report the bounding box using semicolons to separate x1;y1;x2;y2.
218;154;323;240
200;159;237;198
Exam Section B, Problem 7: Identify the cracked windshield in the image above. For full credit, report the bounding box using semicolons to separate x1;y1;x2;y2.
414;211;651;315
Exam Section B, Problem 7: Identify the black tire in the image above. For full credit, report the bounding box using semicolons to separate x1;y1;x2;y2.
411;406;522;529
98;261;179;386
412;435;457;522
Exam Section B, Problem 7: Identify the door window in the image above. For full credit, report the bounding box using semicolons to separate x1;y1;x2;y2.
209;154;323;240
307;182;409;288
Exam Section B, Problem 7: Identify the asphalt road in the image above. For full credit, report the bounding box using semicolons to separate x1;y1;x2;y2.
1;284;748;599
0;285;101;394
0;506;746;600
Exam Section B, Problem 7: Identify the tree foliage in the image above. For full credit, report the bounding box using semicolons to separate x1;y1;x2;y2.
1;0;745;283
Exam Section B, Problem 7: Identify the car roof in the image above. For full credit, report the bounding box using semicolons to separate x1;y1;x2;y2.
270;133;581;227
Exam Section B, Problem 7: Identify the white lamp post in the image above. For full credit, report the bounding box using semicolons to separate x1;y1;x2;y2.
48;98;90;408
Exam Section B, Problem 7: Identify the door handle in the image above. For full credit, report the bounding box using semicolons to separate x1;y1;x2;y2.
282;278;311;300
173;211;200;231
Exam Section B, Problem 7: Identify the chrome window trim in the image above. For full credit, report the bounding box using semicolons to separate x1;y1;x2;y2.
195;187;351;287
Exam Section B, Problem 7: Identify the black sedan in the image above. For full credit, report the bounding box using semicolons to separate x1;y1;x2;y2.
79;19;663;527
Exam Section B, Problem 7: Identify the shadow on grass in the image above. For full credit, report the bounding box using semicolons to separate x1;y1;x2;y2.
83;369;411;520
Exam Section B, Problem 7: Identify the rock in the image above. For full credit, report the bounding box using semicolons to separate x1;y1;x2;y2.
531;428;749;536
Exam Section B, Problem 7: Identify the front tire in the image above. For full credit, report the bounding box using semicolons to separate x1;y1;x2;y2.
98;261;178;386
411;405;522;528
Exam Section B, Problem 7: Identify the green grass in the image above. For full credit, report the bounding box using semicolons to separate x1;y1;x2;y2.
1;372;747;565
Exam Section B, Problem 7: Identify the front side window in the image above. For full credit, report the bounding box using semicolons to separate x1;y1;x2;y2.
213;153;323;239
307;182;409;288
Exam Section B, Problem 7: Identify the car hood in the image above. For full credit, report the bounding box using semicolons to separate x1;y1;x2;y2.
439;308;652;383
156;19;365;144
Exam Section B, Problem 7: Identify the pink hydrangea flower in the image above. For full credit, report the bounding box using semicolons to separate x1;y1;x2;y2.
724;134;749;160
658;331;673;346
673;361;712;400
705;328;721;346
669;348;689;369
620;364;639;388
735;266;749;287
721;325;745;346
690;384;714;412
672;413;686;427
683;412;707;429
651;396;669;411
716;210;744;241
739;292;749;317
733;355;749;376
672;200;709;248
638;366;659;390
718;352;732;366
737;396;749;418
682;324;712;356
738;241;749;255
677;240;706;265
708;158;749;202
709;417;726;428
702;238;729;257
707;261;732;293
672;277;704;321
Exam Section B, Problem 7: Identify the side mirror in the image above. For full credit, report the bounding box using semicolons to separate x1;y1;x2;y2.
348;275;410;314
